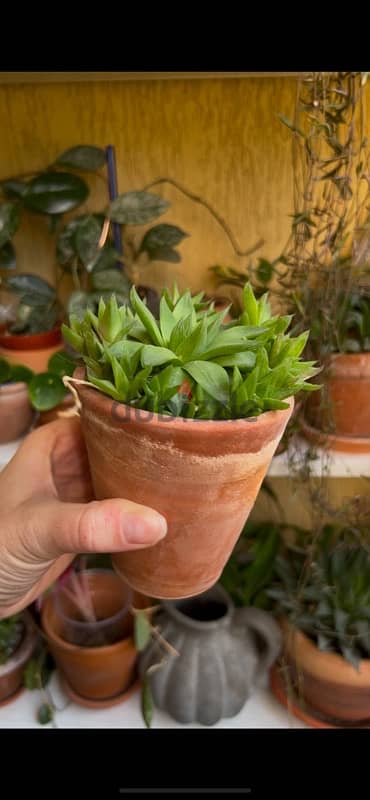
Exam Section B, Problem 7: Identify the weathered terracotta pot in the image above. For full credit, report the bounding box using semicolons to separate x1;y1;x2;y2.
41;571;138;702
0;611;38;704
304;353;370;451
74;368;293;599
282;620;370;724
0;381;34;444
0;327;63;373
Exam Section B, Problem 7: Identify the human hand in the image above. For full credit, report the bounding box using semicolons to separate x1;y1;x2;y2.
0;418;167;617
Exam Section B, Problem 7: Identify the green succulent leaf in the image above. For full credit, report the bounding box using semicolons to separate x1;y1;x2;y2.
184;360;229;404
134;613;152;651
141;676;154;728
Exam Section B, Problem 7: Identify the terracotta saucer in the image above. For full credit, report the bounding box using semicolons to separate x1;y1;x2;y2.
59;675;141;709
0;684;25;708
300;417;370;454
270;665;370;729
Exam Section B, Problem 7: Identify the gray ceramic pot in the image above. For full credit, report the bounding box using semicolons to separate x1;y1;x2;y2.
139;583;282;725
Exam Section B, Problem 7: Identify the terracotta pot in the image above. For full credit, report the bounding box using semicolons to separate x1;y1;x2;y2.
41;571;138;702
282;620;370;724
0;611;38;704
0;327;63;373
304;353;370;450
74;367;293;599
0;381;34;444
36;393;74;427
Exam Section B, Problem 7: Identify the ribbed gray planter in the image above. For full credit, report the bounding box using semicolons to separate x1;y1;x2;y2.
139;583;282;726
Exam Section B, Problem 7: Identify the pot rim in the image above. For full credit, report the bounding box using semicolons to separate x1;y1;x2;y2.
0;326;62;351
282;619;370;686
41;586;135;656
0;381;28;396
0;610;38;678
74;366;294;433
161;583;233;631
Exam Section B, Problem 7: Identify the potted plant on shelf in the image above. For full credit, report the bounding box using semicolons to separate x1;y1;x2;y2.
62;281;319;600
274;72;370;453
268;525;370;727
0;349;77;443
0;358;34;443
301;285;370;451
0;274;64;372
0;611;38;705
41;564;139;708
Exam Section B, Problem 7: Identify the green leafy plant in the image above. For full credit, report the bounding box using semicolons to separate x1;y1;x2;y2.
62;194;187;320
0;349;76;412
23;643;56;725
27;350;77;412
0;144;187;329
308;287;370;355
62;282;320;419
268;525;370;670
0;273;63;335
133;605;178;728
0;357;33;386
0;615;24;665
220;520;282;608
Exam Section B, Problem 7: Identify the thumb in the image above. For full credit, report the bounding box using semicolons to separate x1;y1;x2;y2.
25;497;168;560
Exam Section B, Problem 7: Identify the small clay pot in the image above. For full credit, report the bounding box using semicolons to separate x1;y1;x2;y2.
281;620;370;724
74;366;294;600
0;327;63;373
304;353;370;451
0;381;34;444
41;571;138;702
0;611;38;704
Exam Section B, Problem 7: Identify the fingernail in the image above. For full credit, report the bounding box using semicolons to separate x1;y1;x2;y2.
124;512;167;544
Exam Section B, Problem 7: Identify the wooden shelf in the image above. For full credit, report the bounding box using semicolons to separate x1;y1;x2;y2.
0;671;306;729
268;436;370;479
0;71;302;85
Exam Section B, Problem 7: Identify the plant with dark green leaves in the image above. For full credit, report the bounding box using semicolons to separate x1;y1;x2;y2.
133;605;178;729
0;615;24;665
24;643;56;725
0;349;76;412
308;288;370;355
0;144;187;328
220;520;282;608
63;192;188;320
62;282;320;419
268;525;370;670
0;273;63;335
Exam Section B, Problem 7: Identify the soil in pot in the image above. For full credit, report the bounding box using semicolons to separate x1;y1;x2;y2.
41;570;138;702
0;381;34;444
0;611;38;704
74;369;294;600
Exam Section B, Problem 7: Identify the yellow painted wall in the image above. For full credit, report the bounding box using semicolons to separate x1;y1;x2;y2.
0;76;297;299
